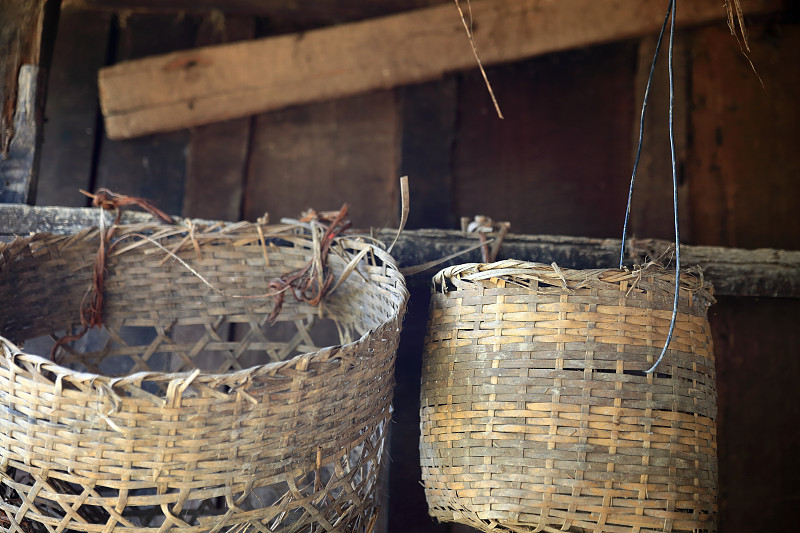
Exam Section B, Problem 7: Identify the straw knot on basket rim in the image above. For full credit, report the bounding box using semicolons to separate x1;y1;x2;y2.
0;217;409;532
421;258;718;532
432;259;714;303
0;218;409;381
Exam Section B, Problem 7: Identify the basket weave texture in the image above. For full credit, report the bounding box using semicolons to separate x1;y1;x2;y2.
420;261;716;533
0;220;407;532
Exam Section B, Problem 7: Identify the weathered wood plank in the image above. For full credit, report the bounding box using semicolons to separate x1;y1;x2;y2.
0;0;58;203
0;66;43;203
452;42;637;238
688;23;800;250
182;15;254;220
242;90;401;230
398;79;457;230
93;13;199;215
626;35;690;242
1;204;798;299
37;9;112;207
388;285;451;533
97;0;785;139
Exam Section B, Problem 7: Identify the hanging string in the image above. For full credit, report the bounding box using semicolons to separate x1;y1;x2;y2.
618;0;680;374
618;3;672;269
647;0;680;374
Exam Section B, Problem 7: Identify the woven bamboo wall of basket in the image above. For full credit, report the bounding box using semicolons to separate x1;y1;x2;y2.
420;261;716;533
0;220;407;532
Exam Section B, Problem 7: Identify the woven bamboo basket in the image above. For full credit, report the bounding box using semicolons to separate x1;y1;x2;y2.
420;260;716;533
0;219;407;532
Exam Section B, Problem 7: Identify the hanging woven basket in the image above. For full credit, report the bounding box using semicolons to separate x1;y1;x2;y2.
420;260;716;533
0;220;407;532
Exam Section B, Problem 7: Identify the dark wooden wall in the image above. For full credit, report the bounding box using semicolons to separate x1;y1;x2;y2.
32;5;800;532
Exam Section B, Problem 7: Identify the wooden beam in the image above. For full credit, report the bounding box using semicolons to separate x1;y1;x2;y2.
97;0;785;139
1;204;798;299
381;229;800;299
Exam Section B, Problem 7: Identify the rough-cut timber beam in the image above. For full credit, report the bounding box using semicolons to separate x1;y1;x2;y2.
375;229;800;299
98;0;785;139
2;204;798;299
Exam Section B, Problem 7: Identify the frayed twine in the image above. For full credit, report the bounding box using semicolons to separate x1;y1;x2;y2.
50;189;173;362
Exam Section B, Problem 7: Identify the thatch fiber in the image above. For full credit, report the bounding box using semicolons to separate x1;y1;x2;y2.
0;218;407;532
420;261;716;532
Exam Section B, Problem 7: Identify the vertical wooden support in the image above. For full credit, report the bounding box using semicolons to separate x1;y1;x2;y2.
627;34;690;242
37;8;112;206
182;15;254;221
398;79;458;229
687;23;800;531
0;0;58;203
389;286;450;533
0;66;42;202
93;13;198;215
451;43;637;238
711;296;800;532
243;90;401;229
688;24;800;250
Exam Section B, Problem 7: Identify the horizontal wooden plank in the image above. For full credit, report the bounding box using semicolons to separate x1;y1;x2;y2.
2;204;798;299
97;0;785;139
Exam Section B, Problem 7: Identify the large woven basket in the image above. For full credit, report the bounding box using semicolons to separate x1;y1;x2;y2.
420;260;716;533
0;220;407;532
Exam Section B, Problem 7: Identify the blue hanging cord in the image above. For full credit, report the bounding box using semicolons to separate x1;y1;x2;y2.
619;0;681;374
647;0;680;374
619;0;673;268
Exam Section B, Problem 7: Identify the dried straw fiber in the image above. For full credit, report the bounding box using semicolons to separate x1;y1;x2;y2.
420;260;716;533
0;220;407;532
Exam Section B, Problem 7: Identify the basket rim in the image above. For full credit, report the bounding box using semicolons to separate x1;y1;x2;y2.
432;259;714;300
0;220;408;388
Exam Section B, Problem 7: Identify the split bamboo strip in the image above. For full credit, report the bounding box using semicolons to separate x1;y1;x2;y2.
420;260;716;532
0;220;407;532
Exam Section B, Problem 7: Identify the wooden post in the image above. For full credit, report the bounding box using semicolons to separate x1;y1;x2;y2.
92;13;198;216
626;34;690;242
0;0;59;203
182;15;255;221
36;7;112;207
